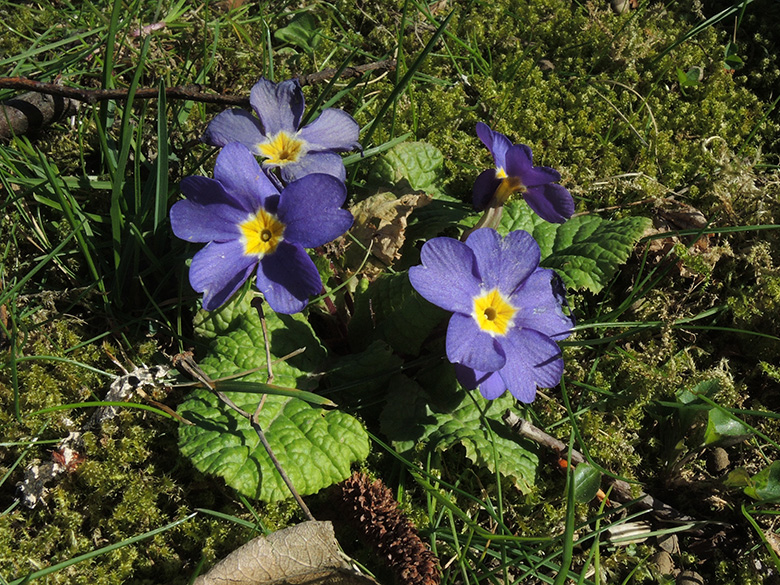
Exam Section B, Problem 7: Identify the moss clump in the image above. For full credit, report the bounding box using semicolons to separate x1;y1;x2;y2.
0;310;260;583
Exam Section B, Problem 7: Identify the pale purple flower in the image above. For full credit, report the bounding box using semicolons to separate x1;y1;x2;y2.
171;142;353;314
472;122;574;223
202;77;360;182
409;228;573;402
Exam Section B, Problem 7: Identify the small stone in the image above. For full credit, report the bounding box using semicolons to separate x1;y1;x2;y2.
707;447;730;475
677;570;705;585
537;59;555;71
658;533;679;554
653;551;675;576
611;0;630;13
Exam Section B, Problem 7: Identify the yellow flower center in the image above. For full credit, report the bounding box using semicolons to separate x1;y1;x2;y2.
258;131;306;165
472;288;517;336
239;208;286;257
493;168;525;204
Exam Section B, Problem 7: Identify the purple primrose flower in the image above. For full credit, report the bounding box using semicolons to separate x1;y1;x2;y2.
171;142;353;314
472;122;574;224
408;228;573;403
202;77;360;182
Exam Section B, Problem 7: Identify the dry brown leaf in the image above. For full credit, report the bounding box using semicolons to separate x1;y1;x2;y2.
194;521;379;585
347;191;432;275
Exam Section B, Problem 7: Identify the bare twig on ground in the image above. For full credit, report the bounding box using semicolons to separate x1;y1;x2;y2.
0;59;396;106
0;59;395;140
173;351;315;521
502;410;707;529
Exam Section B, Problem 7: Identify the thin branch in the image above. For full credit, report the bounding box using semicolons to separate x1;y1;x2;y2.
502;410;709;530
251;298;275;384
173;351;315;521
0;79;246;106
0;60;396;106
295;59;396;86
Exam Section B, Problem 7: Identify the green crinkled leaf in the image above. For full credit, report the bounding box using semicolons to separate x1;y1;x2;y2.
723;467;751;489
179;295;369;502
497;199;557;256
404;197;472;244
497;200;651;292
325;341;403;403
380;377;538;492
349;272;447;355
274;13;320;54
193;294;326;389
744;461;780;502
179;391;369;502
542;214;651;293
367;142;447;197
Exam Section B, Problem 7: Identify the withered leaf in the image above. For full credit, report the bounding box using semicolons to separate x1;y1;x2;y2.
348;191;432;274
194;521;379;585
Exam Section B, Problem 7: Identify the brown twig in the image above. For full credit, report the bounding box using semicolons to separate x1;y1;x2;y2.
251;298;275;384
294;59;396;86
502;411;705;528
173;351;314;521
0;60;396;107
0;79;249;107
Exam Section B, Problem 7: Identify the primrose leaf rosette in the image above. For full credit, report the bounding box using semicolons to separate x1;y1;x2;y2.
497;200;652;293
179;390;369;502
381;377;538;493
178;296;369;502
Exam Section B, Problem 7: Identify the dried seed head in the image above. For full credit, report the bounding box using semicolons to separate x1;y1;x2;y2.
339;472;441;585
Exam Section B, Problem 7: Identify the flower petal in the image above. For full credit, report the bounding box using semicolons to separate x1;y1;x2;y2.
476;122;512;169
178;174;247;210
256;241;322;314
523;183;575;223
472;168;502;210
455;364;507;399
477;371;507;399
500;327;564;402
279;150;347;182
250;77;304;136
170;196;244;243
465;228;540;294
277;174;353;247
446;313;506;372
408;237;482;314
511;268;575;339
188;240;257;311
298;108;360;152
503;143;534;175
201;109;265;153
213;143;280;213
504;145;561;186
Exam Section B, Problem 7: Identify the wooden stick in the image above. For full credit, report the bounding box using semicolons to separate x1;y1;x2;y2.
0;60;396;106
173;351;314;521
502;410;705;528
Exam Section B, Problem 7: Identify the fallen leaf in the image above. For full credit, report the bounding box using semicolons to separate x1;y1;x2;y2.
348;191;432;275
194;521;379;585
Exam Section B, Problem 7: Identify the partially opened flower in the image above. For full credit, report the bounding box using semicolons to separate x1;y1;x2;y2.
171;142;353;314
202;77;360;182
472;122;574;224
408;228;573;402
